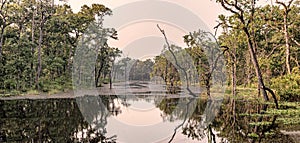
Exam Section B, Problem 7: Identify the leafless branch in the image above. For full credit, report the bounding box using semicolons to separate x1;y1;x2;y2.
168;98;195;143
267;44;282;58
220;0;240;16
0;0;7;11
291;37;300;46
213;22;222;37
276;0;295;12
157;24;196;96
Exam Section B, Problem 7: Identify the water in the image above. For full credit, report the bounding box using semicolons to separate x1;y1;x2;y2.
0;95;299;142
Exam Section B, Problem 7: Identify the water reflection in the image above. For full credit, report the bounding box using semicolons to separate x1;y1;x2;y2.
211;99;299;143
0;96;299;142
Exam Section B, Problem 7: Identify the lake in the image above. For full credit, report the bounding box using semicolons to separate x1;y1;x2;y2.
0;82;299;143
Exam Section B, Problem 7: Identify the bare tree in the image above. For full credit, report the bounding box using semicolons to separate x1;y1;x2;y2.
275;0;295;74
157;24;196;96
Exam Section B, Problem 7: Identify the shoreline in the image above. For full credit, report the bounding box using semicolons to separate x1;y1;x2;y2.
0;81;205;100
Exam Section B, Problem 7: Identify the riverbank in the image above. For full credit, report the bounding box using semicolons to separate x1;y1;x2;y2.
0;81;211;100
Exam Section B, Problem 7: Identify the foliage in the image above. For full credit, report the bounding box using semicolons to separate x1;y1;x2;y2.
217;0;300;101
271;73;300;101
0;1;120;95
129;59;154;81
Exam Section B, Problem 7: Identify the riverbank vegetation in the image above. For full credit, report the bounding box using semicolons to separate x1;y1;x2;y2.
0;0;299;102
151;0;300;102
0;1;120;96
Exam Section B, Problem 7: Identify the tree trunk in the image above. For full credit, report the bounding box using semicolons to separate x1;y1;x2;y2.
264;87;279;109
283;12;291;74
110;59;115;89
95;62;104;87
232;60;237;97
35;16;44;89
243;28;269;101
109;70;112;89
232;46;237;97
0;25;5;60
276;0;293;74
206;79;211;97
31;6;36;87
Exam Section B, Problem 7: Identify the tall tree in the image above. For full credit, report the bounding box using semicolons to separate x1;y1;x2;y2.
216;0;270;101
35;0;53;89
275;0;295;74
30;0;37;86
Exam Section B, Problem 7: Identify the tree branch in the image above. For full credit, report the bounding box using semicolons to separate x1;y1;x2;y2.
168;98;195;143
263;86;279;109
220;0;240;16
0;0;7;11
291;37;300;46
267;44;282;58
276;0;294;12
157;24;196;97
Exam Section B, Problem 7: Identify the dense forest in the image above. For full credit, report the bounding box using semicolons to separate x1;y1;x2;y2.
0;0;120;95
151;0;300;101
0;0;299;142
216;0;300;102
0;0;299;102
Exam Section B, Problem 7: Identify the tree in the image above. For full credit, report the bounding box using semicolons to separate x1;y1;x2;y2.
275;0;295;74
35;0;48;89
216;0;270;101
184;30;225;97
0;0;13;60
151;50;182;94
108;47;121;88
0;1;119;94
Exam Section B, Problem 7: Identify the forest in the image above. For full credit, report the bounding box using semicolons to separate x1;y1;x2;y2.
0;0;299;142
0;0;299;103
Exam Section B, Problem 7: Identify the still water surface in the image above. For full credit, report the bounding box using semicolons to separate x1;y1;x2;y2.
0;94;299;143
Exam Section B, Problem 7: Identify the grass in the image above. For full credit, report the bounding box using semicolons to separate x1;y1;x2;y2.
223;86;294;103
0;82;73;97
26;90;40;95
48;89;61;95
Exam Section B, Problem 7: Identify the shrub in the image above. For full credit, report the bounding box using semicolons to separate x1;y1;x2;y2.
271;73;300;101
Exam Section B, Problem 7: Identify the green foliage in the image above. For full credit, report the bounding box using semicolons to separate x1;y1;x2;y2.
26;90;39;95
129;59;154;81
0;1;119;95
249;121;273;126
271;74;300;101
248;133;259;138
216;1;300;101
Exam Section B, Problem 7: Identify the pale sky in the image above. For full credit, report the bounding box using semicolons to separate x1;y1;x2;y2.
62;0;277;60
64;0;275;32
66;0;225;32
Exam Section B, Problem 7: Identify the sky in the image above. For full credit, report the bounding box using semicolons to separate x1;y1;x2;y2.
65;0;225;32
64;0;275;31
61;0;276;60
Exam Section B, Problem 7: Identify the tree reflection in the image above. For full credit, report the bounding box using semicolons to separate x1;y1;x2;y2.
0;96;121;143
1;97;298;142
156;97;298;143
211;99;297;143
74;95;121;142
